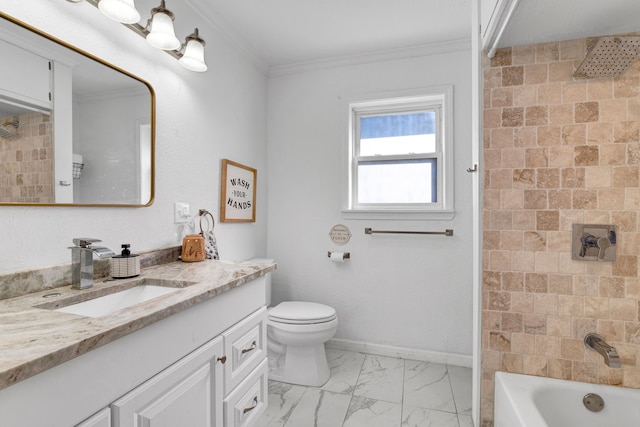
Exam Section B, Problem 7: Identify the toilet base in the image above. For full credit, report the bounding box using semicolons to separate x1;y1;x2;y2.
268;343;330;387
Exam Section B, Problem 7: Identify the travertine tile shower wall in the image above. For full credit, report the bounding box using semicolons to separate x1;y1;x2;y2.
482;36;640;426
0;112;53;203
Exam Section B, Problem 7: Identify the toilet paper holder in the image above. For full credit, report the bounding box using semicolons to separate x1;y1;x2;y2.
327;251;350;260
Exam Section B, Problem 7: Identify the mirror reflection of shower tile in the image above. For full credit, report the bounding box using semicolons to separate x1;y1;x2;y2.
572;224;617;262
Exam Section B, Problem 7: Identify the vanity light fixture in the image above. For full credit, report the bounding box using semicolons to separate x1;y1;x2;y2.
145;1;180;50
67;0;208;72
97;0;140;24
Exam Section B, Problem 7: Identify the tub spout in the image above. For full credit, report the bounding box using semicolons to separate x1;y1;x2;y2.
584;333;621;368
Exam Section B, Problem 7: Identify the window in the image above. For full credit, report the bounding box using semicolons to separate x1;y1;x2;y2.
344;86;453;218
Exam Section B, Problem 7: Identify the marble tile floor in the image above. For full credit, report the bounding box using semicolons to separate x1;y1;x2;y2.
257;349;473;427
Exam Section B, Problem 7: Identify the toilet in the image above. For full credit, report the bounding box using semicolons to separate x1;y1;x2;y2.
255;259;338;387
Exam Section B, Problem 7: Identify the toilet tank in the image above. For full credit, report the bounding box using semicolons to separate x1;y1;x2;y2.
248;258;273;306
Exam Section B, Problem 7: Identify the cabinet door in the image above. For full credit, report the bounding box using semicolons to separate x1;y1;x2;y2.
223;307;267;394
76;407;111;427
0;40;51;109
112;336;224;427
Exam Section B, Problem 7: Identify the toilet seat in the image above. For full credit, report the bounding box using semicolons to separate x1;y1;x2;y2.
268;301;336;325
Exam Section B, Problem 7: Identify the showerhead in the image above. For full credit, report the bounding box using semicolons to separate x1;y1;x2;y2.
0;119;19;139
574;36;640;79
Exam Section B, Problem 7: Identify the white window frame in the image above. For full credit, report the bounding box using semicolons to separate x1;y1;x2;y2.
342;86;454;220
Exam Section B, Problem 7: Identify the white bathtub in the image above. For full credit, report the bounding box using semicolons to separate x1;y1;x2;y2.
494;371;640;427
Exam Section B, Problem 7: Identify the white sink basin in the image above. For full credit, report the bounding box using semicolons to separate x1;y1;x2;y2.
55;285;179;318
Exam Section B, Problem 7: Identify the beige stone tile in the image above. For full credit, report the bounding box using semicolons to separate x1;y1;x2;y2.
612;255;638;277
548;273;573;294
513;168;535;188
611;210;638;232
511;333;535;355
614;76;640;99
572;361;598;383
513;85;537;107
614;120;640;143
483;270;502;291
501;148;525;168
600;143;627;165
587;79;613;100
610;299;638;321
628;143;640;165
536;42;559;63
481;350;501;379
547;315;572;337
536;125;562;146
524;63;548;85
625;188;640;209
584;210;611;224
587;122;614;144
574;145;599;166
612;166;639;188
598;319;626;342
586;166;612;188
573;317;598;340
491;127;516;149
523;189;547;209
525;272;548;293
548;189;572;209
561;80;586;101
484;67;502;89
536;210;560;230
489;331;512;352
584;296;611;319
490;210;513;229
575;101;599;123
501;352;524;373
502;107;525;127
512;211;536;230
560;256;586;276
537;168;560;188
574;275;599;296
599;99;627;122
559;209;585;231
559;295;584;316
523;230;546;251
524;313;548;335
489;169;514;189
523;355;548;376
535;335;560;357
560;338;585;360
484;107;502;129
489;250;512;272
572;189;598;209
501;312;524;332
511;292;534;314
534;293;559;314
624;322;640;345
548;358;573;380
537;83;562;104
491;87;514;107
524;147;552;168
622;365;640;388
512;44;535;65
535;252;560;273
500;230;523;251
502;66;524;87
514;126;537;147
561;167;586;188
500;189;524;209
548;145;575;167
599;276;626;298
483;189;501;209
549;104;574;125
525;105;548;126
502;271;524;292
491;48;512;67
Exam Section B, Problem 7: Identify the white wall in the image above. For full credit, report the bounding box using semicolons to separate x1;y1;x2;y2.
0;1;268;272
267;49;474;358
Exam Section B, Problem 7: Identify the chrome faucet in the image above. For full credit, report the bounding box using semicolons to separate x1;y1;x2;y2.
69;238;115;289
584;333;622;368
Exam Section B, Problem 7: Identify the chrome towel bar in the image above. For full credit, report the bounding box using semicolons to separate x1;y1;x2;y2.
364;228;453;236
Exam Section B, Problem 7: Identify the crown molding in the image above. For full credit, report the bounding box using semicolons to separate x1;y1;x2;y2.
182;0;270;75
269;39;471;77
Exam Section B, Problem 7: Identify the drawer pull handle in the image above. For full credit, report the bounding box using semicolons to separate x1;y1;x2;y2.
243;396;258;414
241;341;257;354
217;356;227;364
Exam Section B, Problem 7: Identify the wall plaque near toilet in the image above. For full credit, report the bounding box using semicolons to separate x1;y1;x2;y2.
571;224;617;262
220;159;257;222
329;224;351;245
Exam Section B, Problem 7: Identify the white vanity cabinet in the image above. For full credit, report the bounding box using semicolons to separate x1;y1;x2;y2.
76;408;111;427
111;337;225;427
109;307;267;427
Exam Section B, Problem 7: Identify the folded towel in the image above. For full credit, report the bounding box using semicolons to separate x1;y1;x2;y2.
204;230;219;260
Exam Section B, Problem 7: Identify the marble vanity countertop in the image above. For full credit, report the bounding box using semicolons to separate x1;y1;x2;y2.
0;259;276;391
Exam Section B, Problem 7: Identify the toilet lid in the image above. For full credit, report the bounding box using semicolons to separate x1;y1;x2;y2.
269;301;336;324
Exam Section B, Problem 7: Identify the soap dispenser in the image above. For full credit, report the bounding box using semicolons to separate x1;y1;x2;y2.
111;244;141;278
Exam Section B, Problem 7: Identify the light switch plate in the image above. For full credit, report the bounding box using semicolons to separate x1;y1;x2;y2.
174;201;191;223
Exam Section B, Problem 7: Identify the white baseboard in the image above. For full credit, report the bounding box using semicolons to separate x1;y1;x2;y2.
326;338;473;368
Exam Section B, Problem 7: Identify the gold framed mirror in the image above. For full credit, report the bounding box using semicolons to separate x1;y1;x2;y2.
0;11;155;207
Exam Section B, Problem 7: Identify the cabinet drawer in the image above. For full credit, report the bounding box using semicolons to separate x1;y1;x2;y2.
223;307;267;394
224;359;268;427
75;407;111;427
